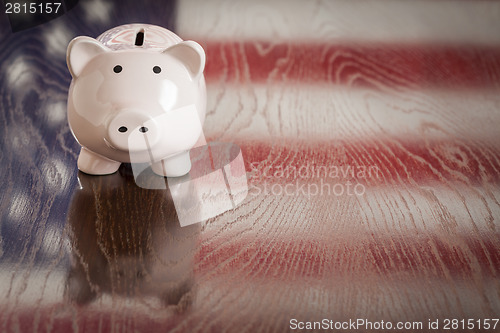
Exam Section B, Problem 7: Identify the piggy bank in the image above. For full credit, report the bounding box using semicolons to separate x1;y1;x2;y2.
66;24;206;177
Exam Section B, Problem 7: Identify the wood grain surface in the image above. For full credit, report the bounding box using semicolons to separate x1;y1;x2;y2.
0;0;499;332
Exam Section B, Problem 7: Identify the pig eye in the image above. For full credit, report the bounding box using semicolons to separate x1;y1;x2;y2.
113;65;122;73
153;66;161;74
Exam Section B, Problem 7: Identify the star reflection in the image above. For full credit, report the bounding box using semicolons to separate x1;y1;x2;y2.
6;57;33;88
43;22;73;56
82;0;113;24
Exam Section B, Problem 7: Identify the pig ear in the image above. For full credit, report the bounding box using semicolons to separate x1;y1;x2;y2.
67;36;110;77
163;41;205;79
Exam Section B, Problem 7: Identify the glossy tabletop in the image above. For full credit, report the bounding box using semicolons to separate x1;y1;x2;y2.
0;0;499;332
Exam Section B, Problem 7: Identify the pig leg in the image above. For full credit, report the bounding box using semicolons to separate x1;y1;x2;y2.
65;265;97;305
77;147;121;175
151;151;191;177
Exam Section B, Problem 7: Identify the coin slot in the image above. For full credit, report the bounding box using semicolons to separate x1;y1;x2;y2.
135;29;145;46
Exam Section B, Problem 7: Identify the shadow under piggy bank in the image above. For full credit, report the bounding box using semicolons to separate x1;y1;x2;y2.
131;142;248;226
65;166;200;309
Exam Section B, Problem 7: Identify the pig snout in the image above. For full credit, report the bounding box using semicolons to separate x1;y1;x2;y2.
107;110;160;152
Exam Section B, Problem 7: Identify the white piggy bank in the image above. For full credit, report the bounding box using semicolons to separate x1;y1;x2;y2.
66;24;206;177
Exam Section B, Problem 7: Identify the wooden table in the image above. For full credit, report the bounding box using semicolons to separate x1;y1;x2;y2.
1;0;499;332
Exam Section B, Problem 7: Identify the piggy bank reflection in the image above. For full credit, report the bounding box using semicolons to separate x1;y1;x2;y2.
65;166;200;309
66;24;207;177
